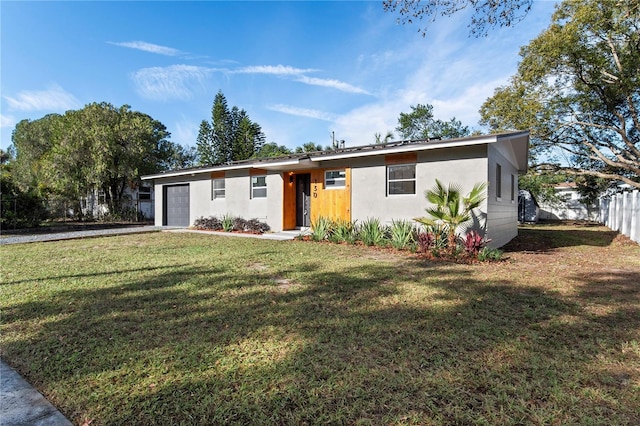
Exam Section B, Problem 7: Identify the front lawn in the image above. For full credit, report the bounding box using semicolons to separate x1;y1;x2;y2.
1;224;639;425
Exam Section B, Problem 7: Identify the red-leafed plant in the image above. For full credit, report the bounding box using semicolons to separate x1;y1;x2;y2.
462;230;489;256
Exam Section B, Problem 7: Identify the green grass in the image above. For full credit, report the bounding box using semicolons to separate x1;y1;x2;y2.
1;225;639;425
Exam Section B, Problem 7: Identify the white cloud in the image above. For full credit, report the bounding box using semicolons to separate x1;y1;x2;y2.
235;64;316;76
235;64;370;94
330;21;529;147
295;76;372;95
131;65;212;101
334;99;402;146
109;41;182;56
268;104;338;122
0;114;16;128
3;85;80;111
172;118;199;146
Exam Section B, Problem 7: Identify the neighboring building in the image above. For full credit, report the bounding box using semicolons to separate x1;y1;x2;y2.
538;182;600;221
518;189;539;223
142;131;529;247
81;184;154;220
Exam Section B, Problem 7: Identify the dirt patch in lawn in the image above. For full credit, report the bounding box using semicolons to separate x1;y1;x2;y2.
492;223;640;302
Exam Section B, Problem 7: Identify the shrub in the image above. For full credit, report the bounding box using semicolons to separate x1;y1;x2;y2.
423;223;449;250
329;219;357;244
390;219;416;250
478;247;503;262
358;217;388;246
221;214;234;232
462;230;488;256
193;216;222;231
311;216;333;241
245;218;270;234
417;232;435;253
232;217;248;232
414;179;487;249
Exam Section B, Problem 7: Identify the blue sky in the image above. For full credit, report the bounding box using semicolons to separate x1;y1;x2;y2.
1;1;557;152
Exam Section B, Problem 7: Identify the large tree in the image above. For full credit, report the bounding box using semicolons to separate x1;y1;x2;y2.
197;91;265;165
383;0;533;37
480;0;640;189
0;148;48;228
396;104;471;140
11;102;173;215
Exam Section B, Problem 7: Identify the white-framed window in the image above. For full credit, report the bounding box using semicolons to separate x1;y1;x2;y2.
212;178;225;199
495;164;502;200
387;164;416;195
325;169;346;188
251;175;267;198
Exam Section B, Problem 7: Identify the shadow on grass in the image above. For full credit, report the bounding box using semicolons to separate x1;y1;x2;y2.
503;225;619;253
2;241;639;424
1;265;191;286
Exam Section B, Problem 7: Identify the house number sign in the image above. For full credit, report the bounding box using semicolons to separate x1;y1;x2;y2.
313;179;318;198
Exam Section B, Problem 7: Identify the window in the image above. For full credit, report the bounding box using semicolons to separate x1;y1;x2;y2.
387;164;416;195
251;175;267;198
495;164;502;200
212;179;225;199
510;174;515;202
139;185;152;201
325;170;346;188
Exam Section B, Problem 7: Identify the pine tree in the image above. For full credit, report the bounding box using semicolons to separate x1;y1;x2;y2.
196;91;265;165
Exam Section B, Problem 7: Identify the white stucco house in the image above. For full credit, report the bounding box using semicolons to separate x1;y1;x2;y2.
80;184;154;220
538;182;600;221
142;131;529;247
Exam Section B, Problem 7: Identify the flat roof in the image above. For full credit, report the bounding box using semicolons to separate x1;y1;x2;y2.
142;130;529;180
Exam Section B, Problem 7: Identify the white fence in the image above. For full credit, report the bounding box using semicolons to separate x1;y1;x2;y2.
599;190;640;243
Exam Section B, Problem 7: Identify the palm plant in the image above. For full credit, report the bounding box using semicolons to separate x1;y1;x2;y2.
414;179;487;249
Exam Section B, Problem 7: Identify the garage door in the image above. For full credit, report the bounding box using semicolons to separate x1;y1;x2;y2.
164;184;190;226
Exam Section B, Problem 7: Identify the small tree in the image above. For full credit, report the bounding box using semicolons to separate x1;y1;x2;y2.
414;179;487;249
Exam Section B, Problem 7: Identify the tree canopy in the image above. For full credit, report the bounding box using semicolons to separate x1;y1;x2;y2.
396;104;471;140
295;142;325;153
252;142;292;158
480;0;640;189
11;102;178;214
197;91;265;165
0;148;48;228
383;0;533;37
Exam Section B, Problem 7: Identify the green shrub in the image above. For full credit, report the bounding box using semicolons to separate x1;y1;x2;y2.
390;219;416;250
221;214;235;232
478;247;503;262
329;218;357;244
311;216;333;241
358;217;388;246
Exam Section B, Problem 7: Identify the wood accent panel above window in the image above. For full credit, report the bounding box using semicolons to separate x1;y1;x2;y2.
249;168;268;176
385;153;417;165
210;171;225;179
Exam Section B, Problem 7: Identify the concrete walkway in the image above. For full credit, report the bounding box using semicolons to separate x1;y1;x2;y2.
1;359;73;426
169;228;302;240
